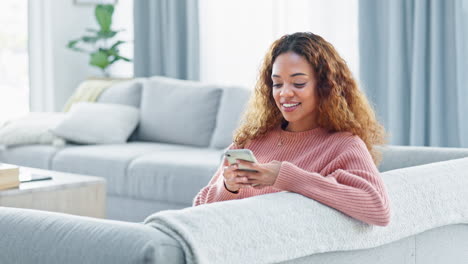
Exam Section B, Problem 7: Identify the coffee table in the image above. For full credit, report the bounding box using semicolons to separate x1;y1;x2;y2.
0;165;106;218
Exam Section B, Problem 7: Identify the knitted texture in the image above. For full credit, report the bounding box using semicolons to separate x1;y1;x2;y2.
193;126;391;226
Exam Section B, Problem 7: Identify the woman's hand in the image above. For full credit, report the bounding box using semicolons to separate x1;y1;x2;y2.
222;159;253;192
235;160;282;189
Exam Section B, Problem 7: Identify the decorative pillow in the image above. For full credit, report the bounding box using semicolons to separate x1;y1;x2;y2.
51;102;139;144
0;113;66;147
97;79;143;108
136;76;223;147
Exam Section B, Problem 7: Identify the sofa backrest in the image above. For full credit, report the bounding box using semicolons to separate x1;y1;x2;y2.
209;86;251;149
96;76;252;148
377;145;468;172
135;76;224;147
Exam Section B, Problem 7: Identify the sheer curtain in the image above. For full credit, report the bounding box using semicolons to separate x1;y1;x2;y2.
359;0;468;147
199;0;359;89
0;0;29;123
134;0;199;80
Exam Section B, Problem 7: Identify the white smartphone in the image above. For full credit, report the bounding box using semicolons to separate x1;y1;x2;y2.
224;149;258;172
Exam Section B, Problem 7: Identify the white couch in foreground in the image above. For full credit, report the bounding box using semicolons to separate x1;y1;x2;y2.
0;145;467;263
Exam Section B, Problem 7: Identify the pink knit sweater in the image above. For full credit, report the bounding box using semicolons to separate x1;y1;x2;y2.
193;126;391;226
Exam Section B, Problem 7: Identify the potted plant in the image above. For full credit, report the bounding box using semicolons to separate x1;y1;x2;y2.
67;4;131;77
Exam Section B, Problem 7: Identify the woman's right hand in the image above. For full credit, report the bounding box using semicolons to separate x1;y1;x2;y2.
222;158;251;192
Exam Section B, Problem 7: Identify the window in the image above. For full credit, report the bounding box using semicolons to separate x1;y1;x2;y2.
199;0;359;89
0;0;29;123
110;0;134;78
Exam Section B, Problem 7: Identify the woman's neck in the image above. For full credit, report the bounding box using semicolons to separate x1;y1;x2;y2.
284;121;319;132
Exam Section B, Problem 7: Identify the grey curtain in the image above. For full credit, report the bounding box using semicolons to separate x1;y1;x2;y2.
359;0;468;147
134;0;199;80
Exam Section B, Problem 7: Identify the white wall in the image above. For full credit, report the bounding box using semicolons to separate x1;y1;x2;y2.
29;0;133;112
51;1;99;111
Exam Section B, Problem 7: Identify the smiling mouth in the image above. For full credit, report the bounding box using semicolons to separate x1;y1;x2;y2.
282;103;301;108
281;102;301;112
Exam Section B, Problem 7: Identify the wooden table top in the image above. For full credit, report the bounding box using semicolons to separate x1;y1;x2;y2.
0;166;106;196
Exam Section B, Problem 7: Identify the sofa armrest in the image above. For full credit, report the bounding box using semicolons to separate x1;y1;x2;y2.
376;145;468;172
0;207;184;264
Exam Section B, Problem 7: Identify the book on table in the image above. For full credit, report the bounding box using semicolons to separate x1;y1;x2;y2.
0;164;20;190
19;172;53;183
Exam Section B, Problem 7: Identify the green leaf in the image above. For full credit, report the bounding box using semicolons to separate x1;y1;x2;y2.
97;47;110;53
81;35;100;43
110;40;125;50
107;54;132;66
97;30;117;39
90;51;110;70
107;49;118;57
116;55;132;62
109;57;119;65
67;39;87;52
95;4;114;32
67;40;79;49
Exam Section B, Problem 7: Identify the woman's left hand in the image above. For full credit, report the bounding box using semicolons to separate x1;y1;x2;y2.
235;160;282;189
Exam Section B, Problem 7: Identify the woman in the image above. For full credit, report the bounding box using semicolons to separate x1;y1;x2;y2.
193;32;391;226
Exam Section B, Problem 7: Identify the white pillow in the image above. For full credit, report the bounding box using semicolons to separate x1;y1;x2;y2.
0;113;66;147
51;102;139;144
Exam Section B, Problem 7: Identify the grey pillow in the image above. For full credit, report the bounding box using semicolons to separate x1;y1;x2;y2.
97;79;143;108
51;102;139;144
136;76;223;147
210;86;251;149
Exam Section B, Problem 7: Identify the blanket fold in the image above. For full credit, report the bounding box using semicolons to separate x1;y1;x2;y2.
62;79;118;112
144;157;468;264
0;113;66;147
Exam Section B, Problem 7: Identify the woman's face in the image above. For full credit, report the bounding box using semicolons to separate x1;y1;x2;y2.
271;51;319;132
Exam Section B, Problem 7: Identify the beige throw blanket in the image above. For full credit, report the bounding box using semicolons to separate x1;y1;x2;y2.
62;79;118;112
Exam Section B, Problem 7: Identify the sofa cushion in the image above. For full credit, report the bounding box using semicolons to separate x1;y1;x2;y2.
136;76;223;147
97;79;143;108
51;102;140;144
210;86;251;149
127;148;224;204
51;142;194;195
0;145;63;170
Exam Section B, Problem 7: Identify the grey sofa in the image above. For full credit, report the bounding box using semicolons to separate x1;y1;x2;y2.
0;76;467;263
0;145;467;264
0;76;251;222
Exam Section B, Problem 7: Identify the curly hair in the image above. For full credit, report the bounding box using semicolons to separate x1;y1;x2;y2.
233;32;387;165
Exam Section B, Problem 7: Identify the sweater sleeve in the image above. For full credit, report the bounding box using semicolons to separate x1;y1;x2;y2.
273;137;391;226
192;144;241;206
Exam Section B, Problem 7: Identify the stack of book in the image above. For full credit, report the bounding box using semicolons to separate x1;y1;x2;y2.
0;164;20;190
